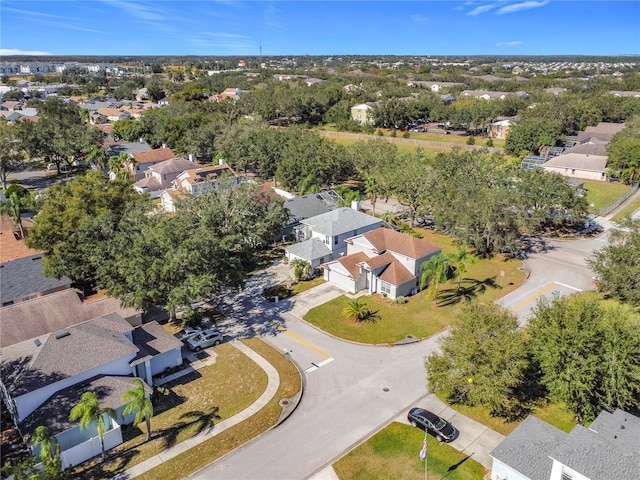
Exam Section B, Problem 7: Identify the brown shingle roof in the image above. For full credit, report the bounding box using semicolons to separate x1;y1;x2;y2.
132;148;175;164
0;214;42;262
358;227;441;259
334;251;369;278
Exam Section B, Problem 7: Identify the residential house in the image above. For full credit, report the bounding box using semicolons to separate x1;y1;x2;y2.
127;147;176;181
95;107;132;122
133;157;199;198
321;227;442;299
0;313;182;468
280;191;340;239
0;213;41;262
159;188;189;213
542;153;608;181
135;87;148;102
576;122;625;144
609;90;640;98
1;254;72;306
284;207;383;271
489;409;640;480
441;94;456;105
489;116;518;139
210;87;243;102
170;162;239;196
461;90;529;101
406;81;463;92
351;103;375;125
158;97;169;106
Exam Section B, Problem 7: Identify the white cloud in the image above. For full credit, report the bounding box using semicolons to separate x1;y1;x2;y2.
467;3;499;16
497;1;549;15
0;48;53;56
204;32;248;39
496;41;523;46
103;0;164;22
411;14;429;23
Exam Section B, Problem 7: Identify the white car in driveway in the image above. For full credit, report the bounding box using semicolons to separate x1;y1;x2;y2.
186;328;223;351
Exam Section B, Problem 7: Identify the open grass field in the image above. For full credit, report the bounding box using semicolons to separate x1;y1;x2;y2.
333;421;486;480
73;337;301;480
304;229;525;345
583;180;634;211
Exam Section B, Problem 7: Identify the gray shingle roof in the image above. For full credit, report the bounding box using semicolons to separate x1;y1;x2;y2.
285;237;332;262
301;207;381;237
490;415;566;480
283;194;335;225
0;289;140;348
1;313;137;397
20;375;146;439
550;410;640;479
0;254;71;304
131;321;183;365
543;153;608;172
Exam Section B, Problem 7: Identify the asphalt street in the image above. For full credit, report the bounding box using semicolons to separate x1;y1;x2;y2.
190;201;640;480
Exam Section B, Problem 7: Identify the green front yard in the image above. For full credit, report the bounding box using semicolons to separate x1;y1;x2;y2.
333;422;486;480
305;229;525;345
73;337;301;480
583;180;634;211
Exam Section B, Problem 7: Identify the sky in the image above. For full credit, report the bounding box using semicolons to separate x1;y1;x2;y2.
1;1;639;57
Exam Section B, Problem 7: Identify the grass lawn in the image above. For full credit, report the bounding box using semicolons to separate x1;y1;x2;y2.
135;337;301;480
583;180;634;211
73;337;301;479
611;194;640;222
434;394;577;436
304;229;525;344
333;422;486;480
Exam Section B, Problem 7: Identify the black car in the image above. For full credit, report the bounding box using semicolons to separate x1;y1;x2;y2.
407;408;458;442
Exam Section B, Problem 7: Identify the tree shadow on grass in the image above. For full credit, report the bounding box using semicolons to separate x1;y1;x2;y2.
160;407;222;450
436;277;501;306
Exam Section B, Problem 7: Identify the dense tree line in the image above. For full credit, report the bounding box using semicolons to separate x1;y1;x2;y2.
25;171;287;316
427;294;640;423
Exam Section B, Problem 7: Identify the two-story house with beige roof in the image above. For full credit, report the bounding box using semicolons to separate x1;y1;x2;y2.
322;227;442;299
133;157;199;197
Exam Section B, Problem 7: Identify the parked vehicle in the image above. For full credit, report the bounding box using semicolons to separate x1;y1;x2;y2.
176;327;203;342
407;407;458;442
186;328;222;351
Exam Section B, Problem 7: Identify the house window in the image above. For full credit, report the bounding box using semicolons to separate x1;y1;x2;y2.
325;236;330;245
380;282;391;296
334;237;338;245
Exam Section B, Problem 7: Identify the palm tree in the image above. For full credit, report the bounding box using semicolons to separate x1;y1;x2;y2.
364;176;378;216
447;243;477;292
4;192;24;239
342;298;368;321
419;253;449;304
108;152;132;181
290;259;312;282
86;145;108;170
30;425;60;466
69;391;116;461
298;173;320;195
122;378;154;442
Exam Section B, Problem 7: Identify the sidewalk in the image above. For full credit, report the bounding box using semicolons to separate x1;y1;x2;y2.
115;340;281;479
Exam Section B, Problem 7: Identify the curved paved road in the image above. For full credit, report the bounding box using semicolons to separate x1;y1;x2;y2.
190;201;639;480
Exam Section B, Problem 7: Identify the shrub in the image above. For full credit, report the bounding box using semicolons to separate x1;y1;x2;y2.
390;129;397;138
486;138;494;147
402;131;410;139
466;136;476;145
394;296;407;304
